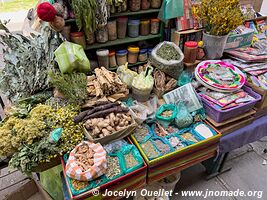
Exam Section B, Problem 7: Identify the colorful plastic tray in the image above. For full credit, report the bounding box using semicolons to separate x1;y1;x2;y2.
195;60;246;92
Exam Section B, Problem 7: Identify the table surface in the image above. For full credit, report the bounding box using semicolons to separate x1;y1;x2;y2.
219;114;267;154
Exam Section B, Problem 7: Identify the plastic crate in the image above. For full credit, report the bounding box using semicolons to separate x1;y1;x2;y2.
201;86;261;123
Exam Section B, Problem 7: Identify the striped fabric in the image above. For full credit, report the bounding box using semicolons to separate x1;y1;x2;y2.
66;141;107;181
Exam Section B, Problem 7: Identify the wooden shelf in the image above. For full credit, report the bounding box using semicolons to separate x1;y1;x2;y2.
65;9;160;23
110;9;160;18
86;34;161;50
245;16;267;22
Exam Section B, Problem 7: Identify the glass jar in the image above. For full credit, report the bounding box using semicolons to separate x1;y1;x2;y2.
116;50;128;66
96;49;109;68
138;48;148;62
96;26;108;43
85;31;95;44
141;0;150;10
150;18;160;34
117;17;128;39
107;20;117;41
129;0;141;11
109;50;117;68
151;0;162;8
70;32;86;49
184;41;198;63
128;19;140;38
128;46;140;64
140;19;150;36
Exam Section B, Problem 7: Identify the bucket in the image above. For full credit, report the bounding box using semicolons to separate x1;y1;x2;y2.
156;172;181;191
203;32;229;59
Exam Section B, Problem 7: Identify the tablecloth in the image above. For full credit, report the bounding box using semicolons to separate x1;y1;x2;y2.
219;115;267;154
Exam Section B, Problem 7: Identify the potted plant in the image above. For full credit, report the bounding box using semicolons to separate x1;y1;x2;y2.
195;0;244;59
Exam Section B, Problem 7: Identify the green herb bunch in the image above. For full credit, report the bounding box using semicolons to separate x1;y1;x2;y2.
48;71;88;104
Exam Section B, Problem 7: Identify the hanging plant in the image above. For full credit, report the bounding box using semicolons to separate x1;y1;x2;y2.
72;0;97;35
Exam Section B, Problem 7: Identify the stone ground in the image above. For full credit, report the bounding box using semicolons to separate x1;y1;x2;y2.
0;138;266;200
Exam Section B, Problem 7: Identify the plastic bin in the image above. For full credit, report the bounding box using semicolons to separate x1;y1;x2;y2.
201;85;261;123
128;19;140;38
117;17;128;39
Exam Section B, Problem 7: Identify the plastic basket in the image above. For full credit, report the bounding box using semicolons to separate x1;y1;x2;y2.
201;85;261;123
224;30;254;50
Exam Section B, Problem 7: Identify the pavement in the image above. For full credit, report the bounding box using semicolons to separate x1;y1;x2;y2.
0;10;28;32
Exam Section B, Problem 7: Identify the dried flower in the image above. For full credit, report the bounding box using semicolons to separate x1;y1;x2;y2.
195;0;244;36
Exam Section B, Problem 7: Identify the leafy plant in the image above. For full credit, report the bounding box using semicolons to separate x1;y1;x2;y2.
48;71;88;104
195;0;244;36
0;25;59;102
72;0;97;35
0;105;54;156
9;137;58;175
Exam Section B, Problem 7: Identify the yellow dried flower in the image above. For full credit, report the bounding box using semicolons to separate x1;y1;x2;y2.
195;0;244;36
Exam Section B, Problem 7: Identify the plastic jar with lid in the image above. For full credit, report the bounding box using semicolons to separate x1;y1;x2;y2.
116;50;128;66
184;41;198;63
107;20;117;41
141;0;150;10
128;19;140;38
140;20;150;36
96;25;108;43
96;49;109;68
150;18;160;34
138;48;148;62
70;32;86;49
117;17;128;39
109;50;117;68
129;0;141;11
151;0;162;8
147;48;153;58
128;46;140;64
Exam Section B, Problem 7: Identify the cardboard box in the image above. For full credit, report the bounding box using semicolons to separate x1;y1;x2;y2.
246;82;267;109
62;139;147;200
5;179;52;200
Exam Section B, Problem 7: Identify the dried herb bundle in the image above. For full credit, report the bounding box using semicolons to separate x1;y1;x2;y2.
0;25;59;102
48;71;88;104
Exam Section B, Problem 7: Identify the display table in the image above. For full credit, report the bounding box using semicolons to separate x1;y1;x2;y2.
203;115;267;178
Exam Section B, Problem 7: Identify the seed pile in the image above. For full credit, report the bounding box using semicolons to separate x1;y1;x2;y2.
125;153;138;169
106;156;121;179
154;140;171;154
134;126;149;142
156;44;180;61
141;141;160;158
168;137;184;150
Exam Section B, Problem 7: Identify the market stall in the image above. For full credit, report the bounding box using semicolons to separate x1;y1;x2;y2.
1;0;267;199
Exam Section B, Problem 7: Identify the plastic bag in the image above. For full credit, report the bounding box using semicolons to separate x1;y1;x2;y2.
120;145;143;173
175;101;193;128
117;63;138;88
132;66;154;90
151;41;184;79
158;0;184;20
156;104;178;128
66;141;107;181
129;103;150;124
103;140;128;154
54;41;90;74
177;71;192;86
132;66;154;102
